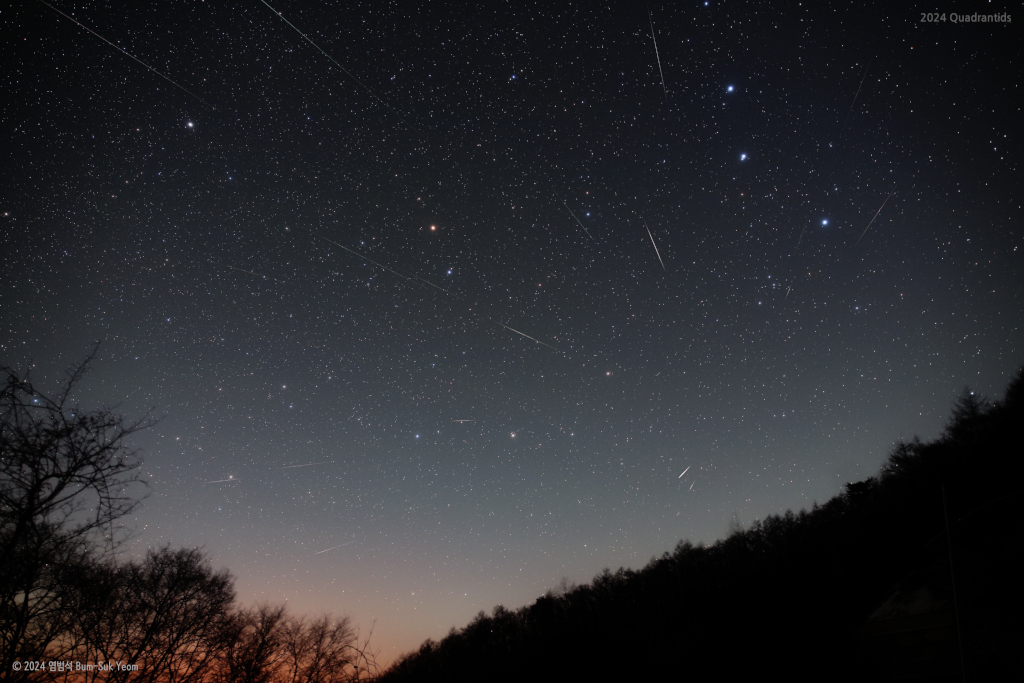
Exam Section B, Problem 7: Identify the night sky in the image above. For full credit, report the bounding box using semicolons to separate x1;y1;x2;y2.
2;0;1021;662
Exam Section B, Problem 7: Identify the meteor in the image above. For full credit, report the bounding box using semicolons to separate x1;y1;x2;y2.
643;218;666;271
678;466;690;479
841;58;871;134
648;7;668;102
495;322;564;354
301;227;449;294
204;477;238;484
301;229;565;355
689;481;695;491
314;540;355;555
258;0;411;126
856;186;895;244
36;0;215;109
554;193;593;240
281;461;330;469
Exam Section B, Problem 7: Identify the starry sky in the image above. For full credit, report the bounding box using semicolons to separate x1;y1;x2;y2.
2;0;1021;662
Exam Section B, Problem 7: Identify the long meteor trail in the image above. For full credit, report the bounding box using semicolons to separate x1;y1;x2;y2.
493;321;561;352
302;229;565;355
281;461;330;469
302;227;449;294
648;7;668;101
856;186;895;244
643;218;666;270
314;540;355;555
259;0;410;126
36;0;215;109
555;193;593;240
841;59;871;134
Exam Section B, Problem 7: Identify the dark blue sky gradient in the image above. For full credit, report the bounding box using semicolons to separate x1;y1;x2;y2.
2;0;1020;661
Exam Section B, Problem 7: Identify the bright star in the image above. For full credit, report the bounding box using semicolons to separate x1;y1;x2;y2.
740;153;747;161
727;85;734;92
821;219;829;226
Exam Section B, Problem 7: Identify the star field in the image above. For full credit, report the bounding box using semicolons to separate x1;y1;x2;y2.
2;0;1021;662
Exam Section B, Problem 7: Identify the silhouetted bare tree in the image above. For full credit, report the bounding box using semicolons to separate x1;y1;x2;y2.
216;604;290;683
0;352;381;683
1;350;152;677
281;614;356;683
215;604;380;683
60;547;236;683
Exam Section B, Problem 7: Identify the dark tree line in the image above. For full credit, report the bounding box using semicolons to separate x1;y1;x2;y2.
379;371;1024;682
1;354;378;682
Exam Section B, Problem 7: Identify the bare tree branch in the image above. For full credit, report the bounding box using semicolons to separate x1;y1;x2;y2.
1;351;153;677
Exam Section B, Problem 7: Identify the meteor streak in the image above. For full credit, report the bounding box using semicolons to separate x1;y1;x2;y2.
689;481;695;491
204;477;238;484
452;419;476;423
643;218;666;270
281;461;330;469
302;229;563;355
648;7;668;102
678;466;690;479
554;193;593;240
856;186;895;244
259;0;410;126
302;227;449;294
36;0;215;109
841;59;871;134
314;540;354;555
495;322;563;354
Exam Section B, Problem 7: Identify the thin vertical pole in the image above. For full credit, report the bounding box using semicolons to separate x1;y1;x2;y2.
942;485;967;682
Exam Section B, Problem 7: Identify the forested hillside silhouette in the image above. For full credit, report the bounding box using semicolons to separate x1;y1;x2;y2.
380;371;1024;682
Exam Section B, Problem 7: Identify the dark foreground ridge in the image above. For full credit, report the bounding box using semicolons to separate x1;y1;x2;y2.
380;371;1024;682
